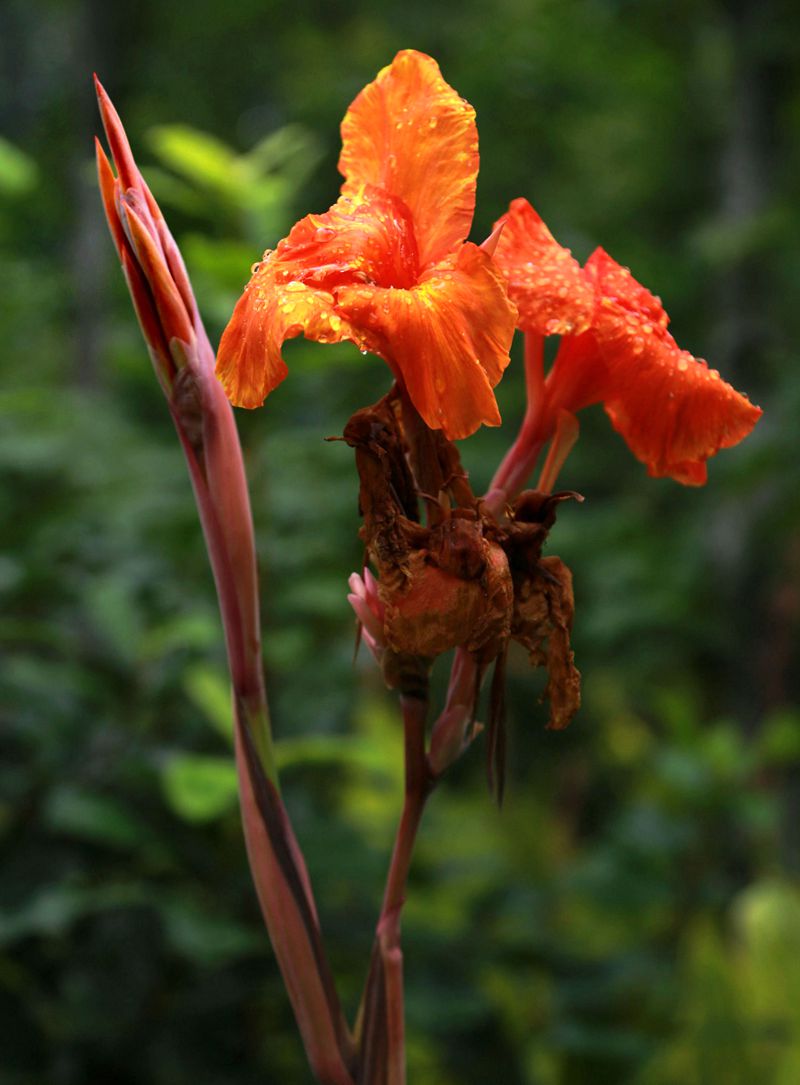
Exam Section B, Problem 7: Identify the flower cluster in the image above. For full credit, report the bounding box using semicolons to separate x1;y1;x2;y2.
217;50;760;485
100;50;765;1085
216;49;761;744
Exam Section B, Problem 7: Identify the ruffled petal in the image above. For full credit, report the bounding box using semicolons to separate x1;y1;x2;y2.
216;187;417;407
493;198;595;336
338;50;478;269
334;243;516;440
216;273;359;408
549;248;762;484
600;336;762;485
269;185;419;290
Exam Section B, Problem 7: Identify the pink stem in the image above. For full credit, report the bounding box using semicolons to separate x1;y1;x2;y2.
484;332;550;515
379;696;430;928
95;78;355;1084
359;694;431;1084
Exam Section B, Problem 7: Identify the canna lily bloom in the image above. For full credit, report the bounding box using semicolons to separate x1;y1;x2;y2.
493;198;762;485
216;50;517;441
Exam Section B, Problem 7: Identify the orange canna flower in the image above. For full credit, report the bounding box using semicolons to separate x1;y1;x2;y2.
216;50;516;441
493;198;762;484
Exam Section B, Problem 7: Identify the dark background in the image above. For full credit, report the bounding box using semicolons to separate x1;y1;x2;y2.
2;1;799;1082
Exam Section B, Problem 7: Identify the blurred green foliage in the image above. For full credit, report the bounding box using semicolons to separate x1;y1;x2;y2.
1;0;799;1082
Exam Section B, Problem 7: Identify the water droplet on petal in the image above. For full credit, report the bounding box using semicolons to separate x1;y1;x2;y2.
285;281;306;293
315;226;335;242
251;262;262;274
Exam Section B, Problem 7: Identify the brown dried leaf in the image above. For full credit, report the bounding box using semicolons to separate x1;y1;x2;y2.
512;556;581;730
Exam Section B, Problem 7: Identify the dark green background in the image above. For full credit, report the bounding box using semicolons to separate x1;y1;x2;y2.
2;1;798;1082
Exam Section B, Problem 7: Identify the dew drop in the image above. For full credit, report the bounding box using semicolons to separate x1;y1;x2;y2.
677;358;688;372
284;281;306;293
251;261;262;274
315;226;335;242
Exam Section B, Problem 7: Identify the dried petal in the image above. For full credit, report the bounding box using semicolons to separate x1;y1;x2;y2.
512;556;581;731
381;540;511;661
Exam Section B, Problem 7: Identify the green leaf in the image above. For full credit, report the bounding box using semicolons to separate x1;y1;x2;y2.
148;125;238;191
42;786;149;850
0;137;38;197
159;897;261;965
183;664;233;743
244;124;321;181
758;710;800;765
275;734;396;778
160;754;239;822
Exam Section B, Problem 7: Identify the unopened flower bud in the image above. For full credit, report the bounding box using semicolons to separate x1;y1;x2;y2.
348;567;387;663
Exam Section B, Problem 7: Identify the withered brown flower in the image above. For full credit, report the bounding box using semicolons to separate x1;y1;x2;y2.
343;388;582;758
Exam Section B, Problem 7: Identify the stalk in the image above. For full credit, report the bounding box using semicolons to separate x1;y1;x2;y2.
95;79;354;1084
357;694;432;1085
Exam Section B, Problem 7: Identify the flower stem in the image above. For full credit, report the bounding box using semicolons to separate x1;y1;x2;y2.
380;694;431;927
358;693;432;1085
484;332;549;515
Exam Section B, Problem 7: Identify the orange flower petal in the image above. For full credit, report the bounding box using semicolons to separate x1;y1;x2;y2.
493;198;595;336
584;247;669;325
600;337;762;485
334;243;516;440
338;50;478;269
550;248;762;484
216;274;359;408
216;187;418;408
272;184;420;290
